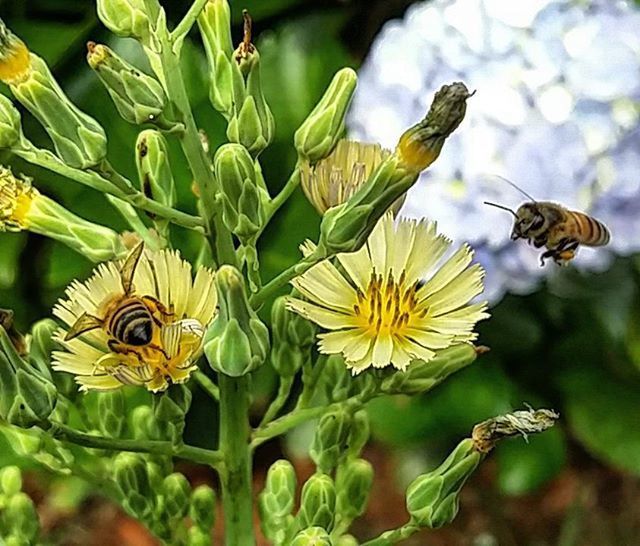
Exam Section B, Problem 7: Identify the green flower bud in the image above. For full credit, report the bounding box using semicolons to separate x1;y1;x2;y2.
345;410;370;459
336;459;373;521
189;484;216;530
318;156;417;255
310;409;351;473
10;54;107;169
113;453;155;522
259;459;296;521
0;466;22;497
96;0;152;42
406;439;481;528
204;265;270;376
187;526;212;546
136;129;176;207
319;355;352;403
0;94;22;148
0;325;57;427
290;527;332;546
97;390;126;438
87;43;177;130
131;405;161;441
381;344;480;395
0;167;126;261
162;472;191;520
198;0;234;116
294;68;357;164
225;12;275;157
28;318;57;379
0;308;26;357
335;535;358;546
151;384;192;444
298;474;336;531
214;143;266;240
4;492;39;541
271;295;315;378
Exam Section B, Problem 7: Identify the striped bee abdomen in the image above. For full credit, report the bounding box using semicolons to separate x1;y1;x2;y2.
109;298;154;346
569;211;611;247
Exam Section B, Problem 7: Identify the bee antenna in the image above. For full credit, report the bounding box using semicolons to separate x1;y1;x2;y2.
484;201;518;218
491;174;537;202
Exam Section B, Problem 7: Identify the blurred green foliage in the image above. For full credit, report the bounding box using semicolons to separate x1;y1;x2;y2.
0;0;639;509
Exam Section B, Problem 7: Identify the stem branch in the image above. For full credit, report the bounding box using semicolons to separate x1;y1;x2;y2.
360;523;421;546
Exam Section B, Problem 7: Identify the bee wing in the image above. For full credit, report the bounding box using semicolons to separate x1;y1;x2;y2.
120;242;145;295
65;313;103;341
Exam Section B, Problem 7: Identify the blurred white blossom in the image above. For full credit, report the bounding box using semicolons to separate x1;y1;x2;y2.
349;0;640;302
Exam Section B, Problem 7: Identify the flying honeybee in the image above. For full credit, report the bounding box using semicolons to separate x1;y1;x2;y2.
64;243;174;360
484;177;611;266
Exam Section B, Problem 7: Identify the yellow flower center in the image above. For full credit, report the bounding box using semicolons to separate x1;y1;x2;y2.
0;171;35;230
0;39;31;84
353;271;423;336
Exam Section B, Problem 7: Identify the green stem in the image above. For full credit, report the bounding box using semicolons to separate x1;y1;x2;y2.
360;523;421;546
259;376;293;427
152;27;237;266
13;144;204;231
250;248;326;308
194;369;220;402
218;374;255;546
171;0;209;45
258;167;301;237
47;421;223;468
105;194;159;250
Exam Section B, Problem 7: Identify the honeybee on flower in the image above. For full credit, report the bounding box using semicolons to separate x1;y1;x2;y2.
52;245;217;392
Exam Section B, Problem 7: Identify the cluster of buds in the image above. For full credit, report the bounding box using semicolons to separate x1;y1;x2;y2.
199;3;274;156
0;467;41;544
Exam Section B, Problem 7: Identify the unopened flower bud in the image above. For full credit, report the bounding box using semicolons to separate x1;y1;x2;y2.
96;0;152;42
336;458;373;521
0;308;27;357
204;265;270;376
9;52;107;169
290;527;332;546
88;43;177;130
187;526;212;546
113;453;155;522
28;318;58;379
0;20;30;85
406;438;481;528
0;94;22;148
131;405;161;441
298;474;336;531
335;535;358;546
0;324;57;427
381;344;480;395
226;12;274;156
190;484;216;530
346;409;370;459
295;68;357;164
0;466;22;497
151;384;192;444
4;492;39;542
96;390;126;438
271;295;315;378
198;0;234;115
0;167;125;261
214;143;266;240
162;472;191;520
310;409;351;473
319;355;352;403
259;460;297;543
396;82;473;173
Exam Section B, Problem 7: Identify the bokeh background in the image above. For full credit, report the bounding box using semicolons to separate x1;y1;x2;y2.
1;0;639;544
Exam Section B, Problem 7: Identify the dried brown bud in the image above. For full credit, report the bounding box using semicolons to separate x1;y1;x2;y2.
0;309;27;356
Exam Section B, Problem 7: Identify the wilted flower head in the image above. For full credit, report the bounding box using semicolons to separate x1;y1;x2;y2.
0;167;36;231
349;0;640;301
52;247;217;392
300;139;402;214
287;214;488;373
0;20;30;84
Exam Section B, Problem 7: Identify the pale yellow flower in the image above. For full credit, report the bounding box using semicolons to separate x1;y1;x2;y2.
287;214;489;373
52;248;217;392
300;139;404;214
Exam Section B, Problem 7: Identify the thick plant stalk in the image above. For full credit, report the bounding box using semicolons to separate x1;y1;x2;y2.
218;374;255;545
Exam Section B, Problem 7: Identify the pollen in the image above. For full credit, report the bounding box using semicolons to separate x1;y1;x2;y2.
0;22;31;85
354;271;420;336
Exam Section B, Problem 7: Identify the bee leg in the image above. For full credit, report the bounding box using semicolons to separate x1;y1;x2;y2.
539;249;555;266
141;296;175;323
148;343;171;360
107;339;144;364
